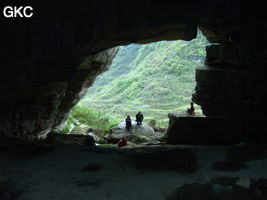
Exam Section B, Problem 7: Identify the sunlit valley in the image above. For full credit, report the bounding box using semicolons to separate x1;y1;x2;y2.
62;31;208;139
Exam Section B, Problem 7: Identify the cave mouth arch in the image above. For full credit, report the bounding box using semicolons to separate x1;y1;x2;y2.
1;1;266;143
81;30;207;121
55;30;209;146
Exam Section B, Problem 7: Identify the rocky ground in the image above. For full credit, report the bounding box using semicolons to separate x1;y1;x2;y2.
60;120;166;146
104;120;166;145
0;138;267;200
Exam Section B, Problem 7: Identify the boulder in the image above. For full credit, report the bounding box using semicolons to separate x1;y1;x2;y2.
111;120;154;137
71;124;90;134
165;112;267;145
64;122;104;141
46;133;96;146
105;121;155;144
92;128;105;138
148;120;157;130
158;127;167;133
170;111;204;118
147;120;167;132
236;178;251;189
87;132;100;142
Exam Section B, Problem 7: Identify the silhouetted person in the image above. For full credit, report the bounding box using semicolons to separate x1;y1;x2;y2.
136;111;144;125
125;115;132;131
187;102;195;115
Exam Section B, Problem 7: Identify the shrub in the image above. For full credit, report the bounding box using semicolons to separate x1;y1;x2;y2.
61;118;74;134
70;105;119;133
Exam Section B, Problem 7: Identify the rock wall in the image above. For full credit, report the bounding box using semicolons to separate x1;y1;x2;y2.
0;47;118;138
192;4;267;117
166;113;266;145
193;66;267;117
193;29;267;117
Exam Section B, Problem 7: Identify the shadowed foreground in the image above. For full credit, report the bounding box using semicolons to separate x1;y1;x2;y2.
1;141;267;200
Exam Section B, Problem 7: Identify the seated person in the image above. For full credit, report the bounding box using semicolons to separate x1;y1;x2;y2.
136;111;144;125
187;102;195;115
118;137;127;147
125;115;132;130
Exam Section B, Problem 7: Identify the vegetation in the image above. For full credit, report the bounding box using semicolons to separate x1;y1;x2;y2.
61;118;74;134
234;141;256;148
79;30;209;123
70;105;119;133
61;30;208;134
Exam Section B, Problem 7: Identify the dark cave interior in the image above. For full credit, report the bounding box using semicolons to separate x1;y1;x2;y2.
1;1;267;200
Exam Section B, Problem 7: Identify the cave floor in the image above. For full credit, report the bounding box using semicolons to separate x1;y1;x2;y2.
1;142;267;200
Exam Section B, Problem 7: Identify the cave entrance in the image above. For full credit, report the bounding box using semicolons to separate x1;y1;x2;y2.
59;30;208;146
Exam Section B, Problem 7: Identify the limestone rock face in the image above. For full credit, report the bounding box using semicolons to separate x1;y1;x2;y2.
165;112;267;145
195;23;267;117
205;40;267;67
0;47;118;138
193;66;267;117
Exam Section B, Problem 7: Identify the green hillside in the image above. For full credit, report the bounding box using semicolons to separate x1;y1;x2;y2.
79;30;209;124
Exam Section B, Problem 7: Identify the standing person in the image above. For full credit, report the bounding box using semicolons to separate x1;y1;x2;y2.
136;111;144;125
125;115;132;131
187;102;195;115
